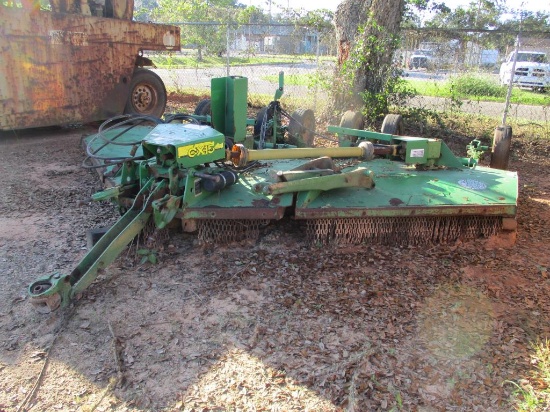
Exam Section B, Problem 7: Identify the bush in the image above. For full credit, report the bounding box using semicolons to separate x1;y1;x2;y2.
449;73;506;98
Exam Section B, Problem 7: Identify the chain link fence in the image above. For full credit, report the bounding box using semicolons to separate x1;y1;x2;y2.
151;23;549;135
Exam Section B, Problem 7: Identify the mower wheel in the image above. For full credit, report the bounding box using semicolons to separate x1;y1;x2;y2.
381;114;404;135
194;99;211;117
254;106;274;139
288;108;316;147
339;110;364;145
124;68;167;118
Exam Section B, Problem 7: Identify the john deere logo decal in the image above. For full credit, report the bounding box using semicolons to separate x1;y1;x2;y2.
178;142;223;158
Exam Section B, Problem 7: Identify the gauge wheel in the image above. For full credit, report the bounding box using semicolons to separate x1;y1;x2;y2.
288;108;316;147
124;68;167;118
164;114;201;124
194;99;211;124
381;114;404;135
490;125;512;170
254;106;275;138
339;110;364;146
194;99;211;116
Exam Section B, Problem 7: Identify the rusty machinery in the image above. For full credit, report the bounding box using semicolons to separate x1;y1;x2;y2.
0;2;180;130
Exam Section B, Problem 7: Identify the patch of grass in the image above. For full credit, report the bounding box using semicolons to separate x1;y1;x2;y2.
508;339;550;411
151;53;331;69
404;76;550;106
261;73;313;86
452;73;507;98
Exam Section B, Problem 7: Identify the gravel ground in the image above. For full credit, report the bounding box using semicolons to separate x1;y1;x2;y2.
0;109;549;411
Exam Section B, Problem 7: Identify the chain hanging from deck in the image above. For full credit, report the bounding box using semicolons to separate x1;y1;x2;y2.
197;219;271;244
306;216;502;246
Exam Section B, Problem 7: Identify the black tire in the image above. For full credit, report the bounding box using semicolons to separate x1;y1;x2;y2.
490;125;512;170
288;108;316;147
193;98;211;125
124;68;167;118
339;110;364;146
253;106;274;138
164;113;200;124
194;99;211;116
381;114;404;135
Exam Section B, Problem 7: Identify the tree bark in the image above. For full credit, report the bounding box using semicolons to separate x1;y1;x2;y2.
334;0;373;66
333;0;405;115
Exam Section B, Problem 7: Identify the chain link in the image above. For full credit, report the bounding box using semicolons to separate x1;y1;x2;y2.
307;216;502;245
197;219;270;243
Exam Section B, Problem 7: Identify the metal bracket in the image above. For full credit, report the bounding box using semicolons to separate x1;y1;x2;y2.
254;167;375;195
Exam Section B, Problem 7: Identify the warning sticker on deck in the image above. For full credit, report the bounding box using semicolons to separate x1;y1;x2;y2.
458;179;487;190
410;149;425;158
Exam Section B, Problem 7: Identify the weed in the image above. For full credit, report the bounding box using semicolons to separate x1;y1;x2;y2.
137;248;158;265
508;339;550;411
451;73;506;99
405;77;549;106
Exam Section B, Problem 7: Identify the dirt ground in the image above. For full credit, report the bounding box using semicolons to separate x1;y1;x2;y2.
1;103;549;412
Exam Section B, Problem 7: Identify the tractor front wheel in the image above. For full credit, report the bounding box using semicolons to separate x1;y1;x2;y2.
124;69;167;118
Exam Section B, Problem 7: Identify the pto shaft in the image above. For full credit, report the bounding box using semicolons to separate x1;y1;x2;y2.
229;141;375;168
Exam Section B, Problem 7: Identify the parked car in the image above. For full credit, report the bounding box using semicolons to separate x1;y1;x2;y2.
499;51;550;91
408;49;434;70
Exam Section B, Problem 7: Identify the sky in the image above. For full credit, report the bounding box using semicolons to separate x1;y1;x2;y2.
245;0;549;15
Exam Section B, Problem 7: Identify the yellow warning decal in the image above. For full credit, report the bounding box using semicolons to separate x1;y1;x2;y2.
177;141;224;158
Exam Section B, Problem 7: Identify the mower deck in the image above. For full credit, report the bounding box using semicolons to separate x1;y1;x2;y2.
83;125;517;245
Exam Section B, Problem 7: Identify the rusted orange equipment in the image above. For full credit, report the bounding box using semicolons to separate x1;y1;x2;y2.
0;2;180;130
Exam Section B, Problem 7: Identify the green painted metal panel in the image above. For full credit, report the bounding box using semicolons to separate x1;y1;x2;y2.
400;138;429;164
142;124;225;168
183;165;294;219
84;126;149;159
328;126;394;142
295;159;517;218
231;77;248;143
210;77;227;136
209;76;248;141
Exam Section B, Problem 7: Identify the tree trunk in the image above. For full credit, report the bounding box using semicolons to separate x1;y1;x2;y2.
333;0;405;117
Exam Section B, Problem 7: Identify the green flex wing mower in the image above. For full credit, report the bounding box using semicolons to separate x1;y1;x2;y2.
28;74;518;313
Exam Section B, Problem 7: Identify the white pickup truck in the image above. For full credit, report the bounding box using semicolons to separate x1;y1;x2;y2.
499;51;550;91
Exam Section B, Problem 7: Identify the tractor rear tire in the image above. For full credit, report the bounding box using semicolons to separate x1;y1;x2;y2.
339;110;364;146
381;114;404;135
124;68;167;118
288;108;316;147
